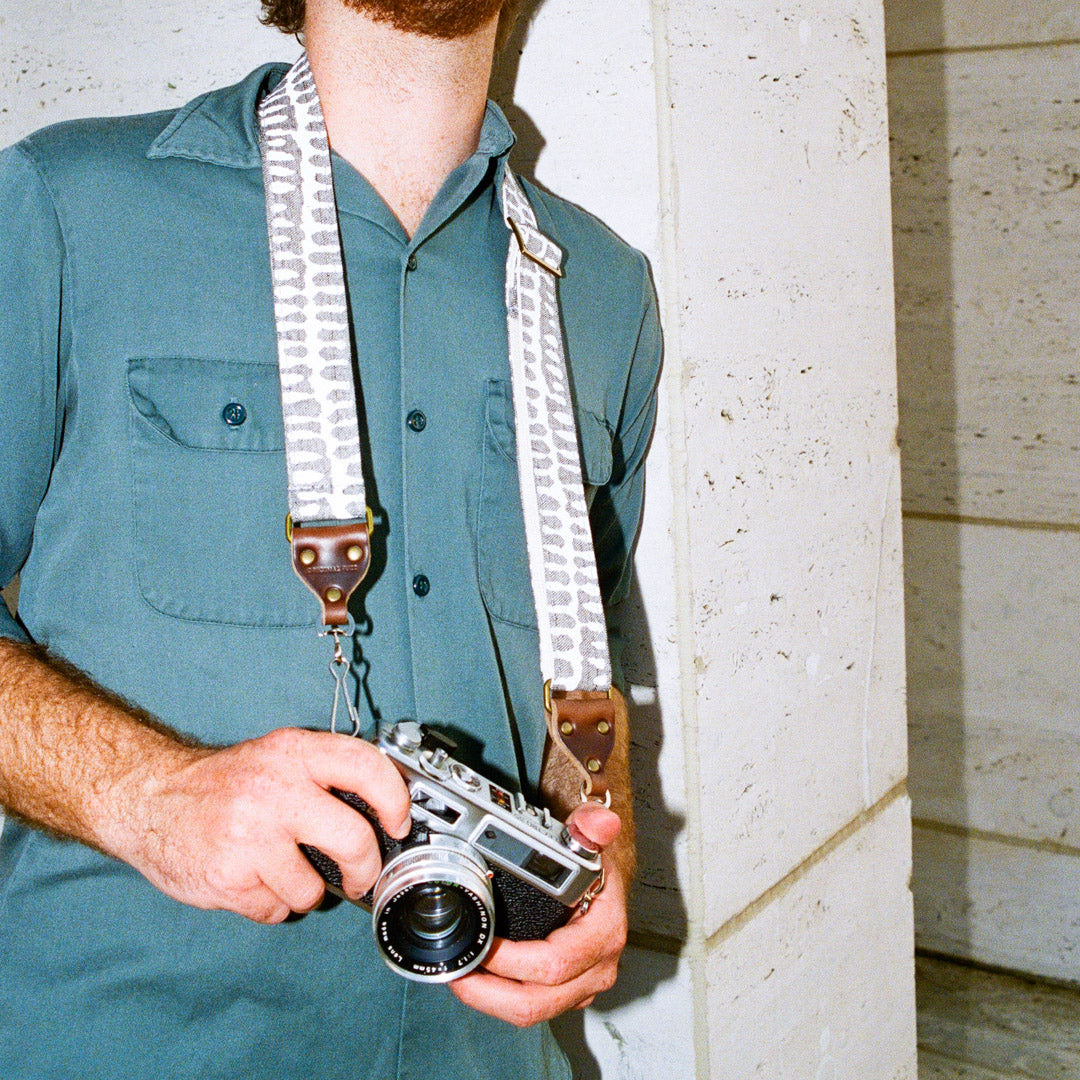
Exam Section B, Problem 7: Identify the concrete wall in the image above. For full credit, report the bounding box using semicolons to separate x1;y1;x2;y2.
887;1;1080;983
2;1;915;1074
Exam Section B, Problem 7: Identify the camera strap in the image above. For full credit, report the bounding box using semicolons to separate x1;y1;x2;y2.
259;56;616;797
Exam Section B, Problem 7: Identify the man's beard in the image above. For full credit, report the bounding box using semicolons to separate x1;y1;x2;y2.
342;0;505;38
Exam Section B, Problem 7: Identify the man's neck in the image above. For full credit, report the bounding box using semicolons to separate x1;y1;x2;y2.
305;2;499;238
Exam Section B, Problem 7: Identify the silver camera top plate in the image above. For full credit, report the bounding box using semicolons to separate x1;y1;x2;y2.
379;721;602;907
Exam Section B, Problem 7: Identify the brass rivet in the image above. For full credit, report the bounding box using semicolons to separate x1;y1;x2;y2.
299;548;317;566
325;586;343;603
346;544;364;562
586;758;602;774
559;721;574;736
597;720;611;735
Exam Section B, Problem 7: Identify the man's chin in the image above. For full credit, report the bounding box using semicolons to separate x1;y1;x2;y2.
340;0;505;40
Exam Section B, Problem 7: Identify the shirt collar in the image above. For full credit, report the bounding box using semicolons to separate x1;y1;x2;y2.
331;99;516;247
147;61;517;175
147;63;288;169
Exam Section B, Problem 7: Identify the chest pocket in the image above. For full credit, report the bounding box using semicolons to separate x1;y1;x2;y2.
476;378;613;630
128;357;317;627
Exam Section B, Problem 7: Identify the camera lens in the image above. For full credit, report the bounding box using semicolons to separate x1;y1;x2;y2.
406;884;464;942
386;880;481;965
372;837;495;983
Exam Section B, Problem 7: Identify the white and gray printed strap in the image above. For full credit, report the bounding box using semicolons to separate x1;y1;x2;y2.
258;54;611;694
259;56;366;524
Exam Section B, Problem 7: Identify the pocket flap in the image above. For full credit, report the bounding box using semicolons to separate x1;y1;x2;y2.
484;378;613;487
128;357;285;452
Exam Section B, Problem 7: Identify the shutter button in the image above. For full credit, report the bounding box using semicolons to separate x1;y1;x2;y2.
406;410;427;432
412;574;430;597
222;402;247;427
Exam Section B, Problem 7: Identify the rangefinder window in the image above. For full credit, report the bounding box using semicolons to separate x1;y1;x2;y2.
523;850;571;888
412;788;463;826
475;825;572;889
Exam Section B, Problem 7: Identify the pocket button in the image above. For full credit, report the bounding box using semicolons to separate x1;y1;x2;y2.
222;402;247;427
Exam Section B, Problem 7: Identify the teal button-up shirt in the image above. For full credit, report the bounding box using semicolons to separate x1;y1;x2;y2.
0;65;660;1080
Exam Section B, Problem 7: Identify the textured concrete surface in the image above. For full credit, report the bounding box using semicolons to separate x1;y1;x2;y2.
662;0;908;934
890;44;1080;525
889;0;1080;988
906;518;1080;848
706;795;917;1080
885;0;1080;53
0;1;294;143
913;825;1080;983
552;944;694;1080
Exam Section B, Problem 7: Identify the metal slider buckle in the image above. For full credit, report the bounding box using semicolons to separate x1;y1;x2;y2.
507;217;565;278
286;506;375;542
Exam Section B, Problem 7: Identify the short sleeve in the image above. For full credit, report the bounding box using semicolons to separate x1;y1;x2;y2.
0;143;67;643
590;255;663;685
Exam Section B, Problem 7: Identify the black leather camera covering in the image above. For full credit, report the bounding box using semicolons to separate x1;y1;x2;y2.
301;788;574;942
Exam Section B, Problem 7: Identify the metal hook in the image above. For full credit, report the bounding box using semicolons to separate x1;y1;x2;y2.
324;622;362;737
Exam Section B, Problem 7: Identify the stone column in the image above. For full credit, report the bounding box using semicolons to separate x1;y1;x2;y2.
502;1;918;1075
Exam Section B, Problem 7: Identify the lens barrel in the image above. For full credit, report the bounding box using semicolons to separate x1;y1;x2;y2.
371;837;495;982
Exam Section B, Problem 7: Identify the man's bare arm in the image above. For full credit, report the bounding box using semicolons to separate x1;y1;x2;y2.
0;637;411;922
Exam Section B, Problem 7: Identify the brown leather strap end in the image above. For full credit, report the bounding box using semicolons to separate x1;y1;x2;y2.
546;689;617;801
289;520;371;626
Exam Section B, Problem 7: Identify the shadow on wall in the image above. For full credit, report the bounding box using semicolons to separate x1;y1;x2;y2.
490;4;688;1075
489;0;547;182
887;0;971;1041
552;573;687;1080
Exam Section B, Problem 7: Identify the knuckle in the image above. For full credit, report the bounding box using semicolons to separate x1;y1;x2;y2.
294;879;325;912
597;965;618;993
205;862;251;899
261;726;303;758
510;1001;544;1029
540;954;569;986
342;858;381;899
335;823;376;865
248;900;289;925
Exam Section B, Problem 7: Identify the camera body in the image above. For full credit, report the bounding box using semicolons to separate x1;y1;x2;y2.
302;720;603;982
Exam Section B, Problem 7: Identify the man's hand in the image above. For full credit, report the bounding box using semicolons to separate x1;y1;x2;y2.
449;801;628;1026
109;728;412;924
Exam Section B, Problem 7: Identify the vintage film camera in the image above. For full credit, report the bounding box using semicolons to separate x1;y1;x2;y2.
302;720;604;983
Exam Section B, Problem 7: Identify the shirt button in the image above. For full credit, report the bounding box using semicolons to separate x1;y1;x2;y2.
412;574;431;597
406;410;427;433
222;402;247;427
406;253;418;272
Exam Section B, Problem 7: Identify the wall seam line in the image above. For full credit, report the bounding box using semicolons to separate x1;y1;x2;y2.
903;510;1080;534
916;948;1080;993
702;781;909;952
886;37;1080;59
627;928;686;956
912;817;1080;858
647;2;707;1076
